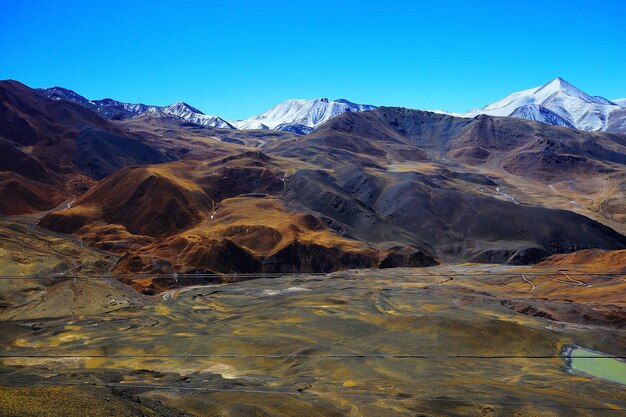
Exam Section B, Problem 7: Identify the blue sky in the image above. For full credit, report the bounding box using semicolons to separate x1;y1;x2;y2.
1;0;625;120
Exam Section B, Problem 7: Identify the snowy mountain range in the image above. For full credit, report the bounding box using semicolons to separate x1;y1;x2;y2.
441;78;626;133
42;87;374;133
41;87;234;128
232;98;377;134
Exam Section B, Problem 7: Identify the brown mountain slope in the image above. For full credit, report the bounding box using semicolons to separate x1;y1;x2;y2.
448;114;626;178
0;173;58;215
37;105;626;276
119;112;297;160
40;165;212;237
39;155;436;285
538;249;626;273
6;84;626;278
111;196;399;291
282;165;626;263
266;108;471;167
267;107;626;227
0;80;174;214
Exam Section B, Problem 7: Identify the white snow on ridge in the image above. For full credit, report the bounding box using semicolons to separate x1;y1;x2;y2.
162;101;205;117
429;109;465;117
92;98;160;115
233;120;270;130
44;86;92;105
41;86;235;129
613;98;626;107
159;101;235;129
232;98;377;133
463;78;625;132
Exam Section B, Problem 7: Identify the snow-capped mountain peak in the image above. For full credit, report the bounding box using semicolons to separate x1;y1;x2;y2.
508;104;574;128
533;77;614;106
233;97;377;133
41;87;157;118
535;77;587;98
162;101;205;117
465;77;626;133
92;98;158;115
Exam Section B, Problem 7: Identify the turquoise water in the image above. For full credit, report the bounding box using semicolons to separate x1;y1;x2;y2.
564;345;626;385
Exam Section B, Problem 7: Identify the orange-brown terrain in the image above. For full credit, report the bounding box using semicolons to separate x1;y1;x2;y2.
1;80;625;285
538;248;626;273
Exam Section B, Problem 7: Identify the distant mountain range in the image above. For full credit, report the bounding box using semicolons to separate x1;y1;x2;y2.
41;78;626;134
42;87;235;129
42;87;376;134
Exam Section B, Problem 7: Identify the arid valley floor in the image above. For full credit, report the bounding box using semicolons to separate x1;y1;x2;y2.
0;263;625;416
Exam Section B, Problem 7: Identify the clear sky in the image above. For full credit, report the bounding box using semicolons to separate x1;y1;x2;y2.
1;0;625;120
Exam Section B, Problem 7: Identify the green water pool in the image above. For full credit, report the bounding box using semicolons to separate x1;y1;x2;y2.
564;345;626;385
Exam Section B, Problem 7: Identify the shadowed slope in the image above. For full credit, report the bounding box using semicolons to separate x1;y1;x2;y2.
267;107;472;167
449;114;626;179
0;80;173;214
0;173;57;215
283;165;626;263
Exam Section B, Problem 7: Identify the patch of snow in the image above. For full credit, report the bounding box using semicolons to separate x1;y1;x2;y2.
232;120;270;130
429;109;465;117
495;187;519;204
261;286;311;297
63;199;76;210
